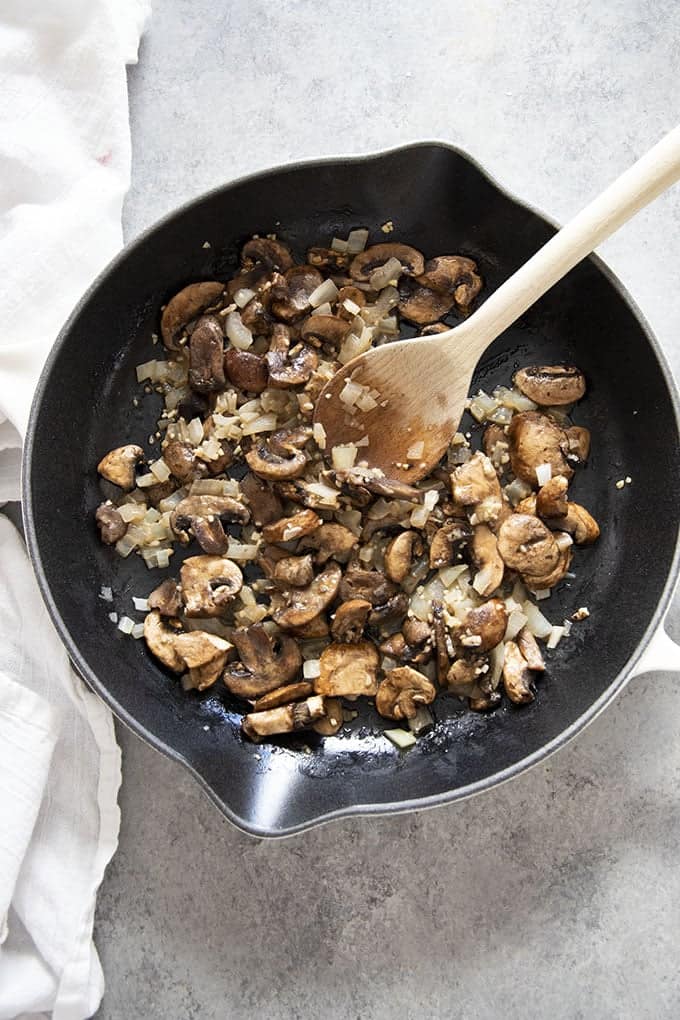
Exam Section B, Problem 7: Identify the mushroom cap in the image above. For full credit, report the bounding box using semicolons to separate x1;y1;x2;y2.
461;598;508;652
298;522;358;564
300;314;351;350
398;285;454;326
188;315;226;393
565;425;591;463
417;255;482;308
273;562;342;630
313;696;345;735
180;555;243;617
555;502;600;545
349;243;425;281
223;624;302;698
315;640;379;697
245;442;307;481
273;554;315;588
143;610;184;672
266;338;318;388
171;495;249;554
270;265;324;323
242;695;326;740
338;567;398;606
497;513;560;576
428;520;471;569
451;451;504;527
224;348;269;393
470;524;505;597
148;577;182;617
254;681;315;712
97;444;144;491
513;365;586;406
241;237;293;272
240;472;284;525
522;543;573;590
162;440;202;484
173;631;232;690
446;656;489;697
507;411;573;486
330;598;371;642
384;530;418;583
502;640;535;704
375;666;436;721
262;509;322;544
95;502;127;544
536;474;569;519
161;281;224;351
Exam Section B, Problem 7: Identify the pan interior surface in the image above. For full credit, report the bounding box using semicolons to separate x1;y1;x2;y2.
25;144;680;835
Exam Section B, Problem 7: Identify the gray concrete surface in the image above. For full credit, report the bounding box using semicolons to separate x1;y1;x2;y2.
94;2;680;1017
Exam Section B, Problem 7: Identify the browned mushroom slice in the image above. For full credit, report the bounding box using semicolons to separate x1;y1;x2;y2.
507;411;573;487
223;624;302;698
451;451;504;527
97;444;144;490
300;315;351;350
273;554;315;588
245;441;307;481
273;562;342;630
446;656;489;697
517;627;546;671
513;365;586;406
268;426;312;456
417;255;482;309
265;323;318;388
285;613;330;639
350;243;425;281
270;265;324;323
428;520;471;569
240;472;284;526
368;593;409;630
315;640;379;697
148;577;182;617
502;640;535;704
188;315;225;393
554;502;600;544
431;600;453;683
95;502;127;544
162;440;202;484
298;523;358;565
171;495;249;554
174;631;232;691
240;295;271;335
565;425;591;463
331;598;372;642
144;480;175;508
336;286;367;319
313;696;345;735
469;691;502;712
459;599;508;652
241;237;293;272
398;285;454;326
483;424;510;468
180;555;243;617
253;681;315;712
497;513;560;577
242;695;326;741
226;264;277;301
421;322;450;335
384;530;420;583
515;493;538;515
522;543;572;590
307;246;352;271
470;524;505;597
375;666;436;721
536;475;569;519
143;610;184;672
332;468;421;503
262;509;322;544
161;281;224;351
381;619;433;665
223;348;269;393
338;567;398;606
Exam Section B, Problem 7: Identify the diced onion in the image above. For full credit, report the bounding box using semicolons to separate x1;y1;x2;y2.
310;302;332;317
343;298;361;315
530;588;551;601
331;444;358;471
117;615;135;635
135;473;156;488
149;458;171;483
226;541;259;560
554;532;573;553
472;563;497;595
407;441;425;460
347;228;369;253
303;659;321;679
118;503;147;523
339;379;364;407
384;728;417;750
225;310;253;350
131;623;145;639
158;489;187;513
488;643;505;690
355;391;378;412
155;549;172;569
132;597;150;611
187;417;204;445
522;600;553;639
504;609;528;641
423;490;439;512
305;481;340;506
338;331;372;365
115;534;137;558
239;586;256;607
108;611;118;623
313;422;327;449
547;625;565;649
504;477;533;506
439;564;469;588
98;586;113;602
369;257;402;291
241;413;278;436
408;705;433;735
535;463;552;486
233;288;256;309
308;278;338;308
331;236;349;253
189;479;225;496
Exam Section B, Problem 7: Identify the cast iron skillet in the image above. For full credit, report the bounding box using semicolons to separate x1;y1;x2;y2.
23;143;680;837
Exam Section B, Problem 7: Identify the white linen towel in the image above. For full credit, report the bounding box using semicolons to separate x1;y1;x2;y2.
0;1;150;1016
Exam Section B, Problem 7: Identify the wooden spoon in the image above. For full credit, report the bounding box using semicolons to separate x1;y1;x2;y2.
314;125;680;484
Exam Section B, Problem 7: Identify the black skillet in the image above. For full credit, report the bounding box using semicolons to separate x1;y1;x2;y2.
23;143;680;837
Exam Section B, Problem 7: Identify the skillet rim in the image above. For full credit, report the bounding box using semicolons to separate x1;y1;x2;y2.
22;140;680;838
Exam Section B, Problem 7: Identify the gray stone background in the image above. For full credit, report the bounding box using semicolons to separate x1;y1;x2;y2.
94;2;680;1017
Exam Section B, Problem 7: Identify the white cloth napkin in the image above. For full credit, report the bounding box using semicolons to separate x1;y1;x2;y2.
0;1;150;1016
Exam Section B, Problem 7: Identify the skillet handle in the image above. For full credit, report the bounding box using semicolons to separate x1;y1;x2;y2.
629;622;680;678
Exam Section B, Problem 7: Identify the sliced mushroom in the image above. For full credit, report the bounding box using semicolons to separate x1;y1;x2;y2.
270;265;324;323
483;424;510;468
428;520;471;569
384;530;419;583
497;513;560;577
554;502;600;545
421;322;450;335
398;285;454;326
331;598;371;642
273;562;342;630
446;656;490;697
502;640;535;704
332;468;421;504
240;472;284;525
339;567;398;606
565;425;591;463
241;237;293;272
507;411;573;487
460;599;508;652
336;286;367;318
97;444;144;490
262;509;322;544
300;315;351;350
245;440;307;481
144;480;175;508
240;295;272;336
536;475;569;519
513;365;586;406
265;324;318;388
95;502;126;544
314;640;379;697
432;600;453;683
451;451;504;527
375;666;436;721
148;577;182;617
313;696;345;735
223;624;302;698
285;613;330;639
253;681;315;712
226;263;277;301
163;440;202;484
350;243;425;282
188;314;225;393
143;610;184;672
523;543;572;590
174;631;232;690
273;554;315;587
517;627;545;671
242;695;326;741
180;555;243;617
470;524;505;597
368;593;409;630
297;523;358;565
171;495;249;554
224;348;269;393
469;691;502;712
381;619;433;665
161;281;225;351
417;255;482;309
176;391;209;423
307;246;352;272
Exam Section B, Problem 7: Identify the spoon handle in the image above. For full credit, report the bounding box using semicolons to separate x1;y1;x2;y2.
459;124;680;353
